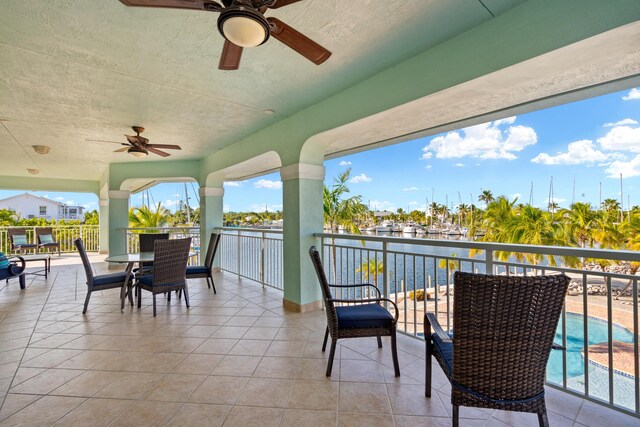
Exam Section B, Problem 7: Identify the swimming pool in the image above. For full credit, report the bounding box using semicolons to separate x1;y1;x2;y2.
546;312;634;384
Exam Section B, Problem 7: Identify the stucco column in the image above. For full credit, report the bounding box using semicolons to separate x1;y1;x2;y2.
98;199;109;254
280;163;325;312
107;190;130;255
199;186;224;267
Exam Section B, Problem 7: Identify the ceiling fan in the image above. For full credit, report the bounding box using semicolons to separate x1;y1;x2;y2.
87;126;182;158
118;0;331;70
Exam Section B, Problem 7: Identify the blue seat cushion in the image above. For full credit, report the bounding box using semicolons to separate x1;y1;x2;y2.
335;303;393;329
432;333;453;376
93;271;133;286
40;234;55;244
138;274;183;288
186;265;208;275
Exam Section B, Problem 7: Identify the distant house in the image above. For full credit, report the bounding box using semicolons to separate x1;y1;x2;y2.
0;193;85;221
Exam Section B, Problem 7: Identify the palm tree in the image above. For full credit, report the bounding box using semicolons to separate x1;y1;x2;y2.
128;203;171;229
478;190;494;208
560;202;596;248
356;257;386;296
323;169;368;281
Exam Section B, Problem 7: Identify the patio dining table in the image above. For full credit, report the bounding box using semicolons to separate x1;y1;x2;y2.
106;251;197;308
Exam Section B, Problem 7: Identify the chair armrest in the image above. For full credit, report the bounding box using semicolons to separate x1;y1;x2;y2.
9;256;25;275
328;283;381;298
425;313;451;343
551;343;566;351
330;297;399;324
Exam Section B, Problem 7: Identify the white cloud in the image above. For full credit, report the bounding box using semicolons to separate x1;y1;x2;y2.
403;186;418;191
163;199;180;209
349;173;372;184
54;196;64;201
254;179;282;190
597;126;640;152
543;197;567;205
421;119;537;160
425;165;432;170
64;200;76;206
605;154;640;178
224;181;242;187
511;193;522;201
408;201;418;205
223;204;230;212
531;140;610;165
339;161;352;166
454;163;464;167
604;118;638;127
622;88;640;101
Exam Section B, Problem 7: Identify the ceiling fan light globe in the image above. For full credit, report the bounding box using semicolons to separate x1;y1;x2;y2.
218;6;270;48
128;147;148;158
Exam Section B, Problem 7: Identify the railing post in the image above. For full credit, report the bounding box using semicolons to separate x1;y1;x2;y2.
382;240;389;310
260;231;265;289
236;230;241;278
485;248;493;275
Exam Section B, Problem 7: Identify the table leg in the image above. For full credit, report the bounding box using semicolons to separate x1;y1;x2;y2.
121;262;134;310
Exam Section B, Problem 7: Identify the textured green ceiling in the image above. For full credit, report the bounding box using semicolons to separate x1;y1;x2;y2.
0;0;527;181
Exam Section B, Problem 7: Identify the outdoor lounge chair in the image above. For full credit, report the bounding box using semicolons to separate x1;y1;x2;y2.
9;228;38;254
308;246;400;377
36;227;61;255
185;232;220;293
136;238;191;316
75;238;135;314
0;253;26;289
136;233;169;275
424;271;570;427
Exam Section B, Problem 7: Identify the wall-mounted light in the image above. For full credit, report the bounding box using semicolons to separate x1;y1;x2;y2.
27;168;39;175
218;6;270;48
32;145;51;154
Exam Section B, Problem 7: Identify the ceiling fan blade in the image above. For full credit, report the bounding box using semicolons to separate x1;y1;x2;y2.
219;40;243;70
267;18;331;65
268;0;303;9
86;139;126;145
118;0;222;12
114;147;129;153
147;147;172;157
148;144;182;150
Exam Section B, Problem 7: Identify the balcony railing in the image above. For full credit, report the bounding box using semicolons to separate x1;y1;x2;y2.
218;227;283;290
0;225;100;253
123;227;202;264
316;232;640;417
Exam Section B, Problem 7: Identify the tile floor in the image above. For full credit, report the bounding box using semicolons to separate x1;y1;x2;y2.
0;255;638;426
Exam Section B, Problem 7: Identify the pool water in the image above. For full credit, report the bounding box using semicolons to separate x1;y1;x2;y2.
546;312;634;384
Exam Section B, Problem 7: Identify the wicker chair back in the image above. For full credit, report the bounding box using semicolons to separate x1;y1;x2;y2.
139;233;169;252
308;246;339;334
74;238;94;284
204;232;221;270
151;238;191;288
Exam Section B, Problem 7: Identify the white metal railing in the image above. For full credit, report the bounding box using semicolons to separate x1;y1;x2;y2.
218;227;283;290
123;227;201;264
316;232;640;417
0;225;100;253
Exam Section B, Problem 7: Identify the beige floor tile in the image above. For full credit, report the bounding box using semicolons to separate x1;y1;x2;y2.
157;337;207;353
222;406;283;427
281;409;336;427
143;373;205;402
254;357;301;379
181;325;219;338
166;403;231;427
236;377;294;408
0;394;42;422
0;395;85;426
296;357;341;381
9;368;84;395
171;353;224;375
52;398;132;426
20;348;82;369
210;355;261;377
274;327;311;341
228;339;271;356
287;379;339;411
339;359;386;383
109;400;181;427
188;375;249;405
387;383;449;417
265;340;306;357
193;338;238;354
94;372;164;399
225;316;259;327
241;326;280;340
338;382;391;414
10;367;47;388
212;326;249;339
394;415;452;427
337;412;395;427
51;370;123;397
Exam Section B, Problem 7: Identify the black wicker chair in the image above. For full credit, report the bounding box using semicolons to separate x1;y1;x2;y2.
186;232;220;293
36;227;61;256
308;246;400;377
1;254;26;289
9;228;38;254
75;238;134;313
424;271;570;427
136;233;169;275
136;238;191;316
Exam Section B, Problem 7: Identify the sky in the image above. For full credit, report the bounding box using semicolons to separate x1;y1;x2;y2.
1;87;639;214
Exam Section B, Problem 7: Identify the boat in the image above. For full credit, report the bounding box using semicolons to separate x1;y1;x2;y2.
391;223;402;232
402;224;417;234
416;227;426;235
375;225;391;232
427;227;441;234
444;227;463;236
